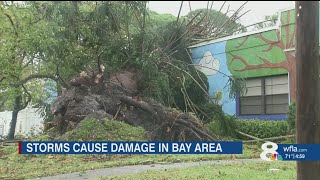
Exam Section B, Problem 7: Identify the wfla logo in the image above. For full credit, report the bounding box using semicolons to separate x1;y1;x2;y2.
260;141;283;161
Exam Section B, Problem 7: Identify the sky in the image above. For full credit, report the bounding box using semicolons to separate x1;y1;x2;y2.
148;1;295;27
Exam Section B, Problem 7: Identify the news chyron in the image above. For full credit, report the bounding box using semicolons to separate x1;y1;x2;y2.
18;141;320;161
19;142;242;155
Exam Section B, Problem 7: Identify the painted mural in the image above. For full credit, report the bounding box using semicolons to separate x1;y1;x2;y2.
191;41;235;115
194;51;220;76
226;9;296;101
189;8;298;116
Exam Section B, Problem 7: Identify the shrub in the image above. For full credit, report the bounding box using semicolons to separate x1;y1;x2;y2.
32;134;51;141
235;119;289;139
199;103;225;124
288;102;296;131
207;115;237;138
59;118;147;141
206;120;222;138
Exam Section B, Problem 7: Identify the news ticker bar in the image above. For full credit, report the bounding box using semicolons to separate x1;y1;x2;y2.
17;141;320;161
18;141;243;154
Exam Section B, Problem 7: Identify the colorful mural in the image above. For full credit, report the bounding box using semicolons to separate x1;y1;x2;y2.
194;51;220;76
189;8;299;117
226;9;296;101
191;41;236;115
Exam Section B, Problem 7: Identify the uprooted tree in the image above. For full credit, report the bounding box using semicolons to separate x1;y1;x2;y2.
49;66;216;141
1;1;248;140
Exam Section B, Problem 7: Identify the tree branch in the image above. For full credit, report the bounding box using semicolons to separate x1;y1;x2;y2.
244;134;295;143
235;130;262;140
3;12;18;37
119;95;215;141
0;77;5;83
14;74;58;88
55;62;69;89
22;58;33;69
176;1;183;23
20;84;31;110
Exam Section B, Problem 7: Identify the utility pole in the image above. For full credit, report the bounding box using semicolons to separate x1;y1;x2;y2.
296;1;320;180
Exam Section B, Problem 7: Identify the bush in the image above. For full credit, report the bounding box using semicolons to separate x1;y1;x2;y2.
206;115;237;138
236;119;289;139
199;103;225;124
288;102;296;131
59;118;147;141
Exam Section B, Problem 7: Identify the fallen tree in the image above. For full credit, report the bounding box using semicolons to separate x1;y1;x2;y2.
47;67;216;141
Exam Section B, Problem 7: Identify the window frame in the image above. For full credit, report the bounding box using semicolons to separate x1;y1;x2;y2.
239;74;289;116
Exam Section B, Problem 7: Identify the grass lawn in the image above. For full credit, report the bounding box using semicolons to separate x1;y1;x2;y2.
105;161;296;180
0;144;260;179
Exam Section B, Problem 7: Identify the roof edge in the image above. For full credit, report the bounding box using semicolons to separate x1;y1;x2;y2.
188;26;278;49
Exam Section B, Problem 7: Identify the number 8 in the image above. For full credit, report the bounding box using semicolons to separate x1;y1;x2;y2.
260;141;278;161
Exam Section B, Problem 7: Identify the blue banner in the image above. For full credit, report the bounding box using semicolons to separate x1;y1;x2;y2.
260;142;320;161
19;141;243;155
278;144;320;161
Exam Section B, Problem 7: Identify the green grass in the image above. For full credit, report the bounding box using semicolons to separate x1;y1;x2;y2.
58;118;147;141
0;118;265;179
105;161;296;180
0;144;260;179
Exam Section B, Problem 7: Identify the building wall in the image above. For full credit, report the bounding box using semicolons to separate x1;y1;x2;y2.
0;107;44;138
189;8;301;119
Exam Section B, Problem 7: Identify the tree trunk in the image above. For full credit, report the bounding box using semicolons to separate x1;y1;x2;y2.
8;95;22;140
296;1;320;180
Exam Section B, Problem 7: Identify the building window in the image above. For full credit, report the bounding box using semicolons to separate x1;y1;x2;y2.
239;74;289;115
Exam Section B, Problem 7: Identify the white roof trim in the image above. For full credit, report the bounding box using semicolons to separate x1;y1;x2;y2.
284;48;295;52
188;26;278;49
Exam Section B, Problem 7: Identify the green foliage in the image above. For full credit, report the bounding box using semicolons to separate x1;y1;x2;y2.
200;103;224;124
206;109;237;138
236;119;289;139
32;134;51;141
226;76;247;99
148;11;175;29
183;9;246;38
288;102;296;131
254;13;278;30
59;118;146;141
0;1;57;113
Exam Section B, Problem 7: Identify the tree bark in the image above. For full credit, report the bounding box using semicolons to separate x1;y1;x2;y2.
296;1;320;180
8;95;22;140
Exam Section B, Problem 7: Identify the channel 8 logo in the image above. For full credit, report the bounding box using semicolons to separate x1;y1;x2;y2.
260;141;282;161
